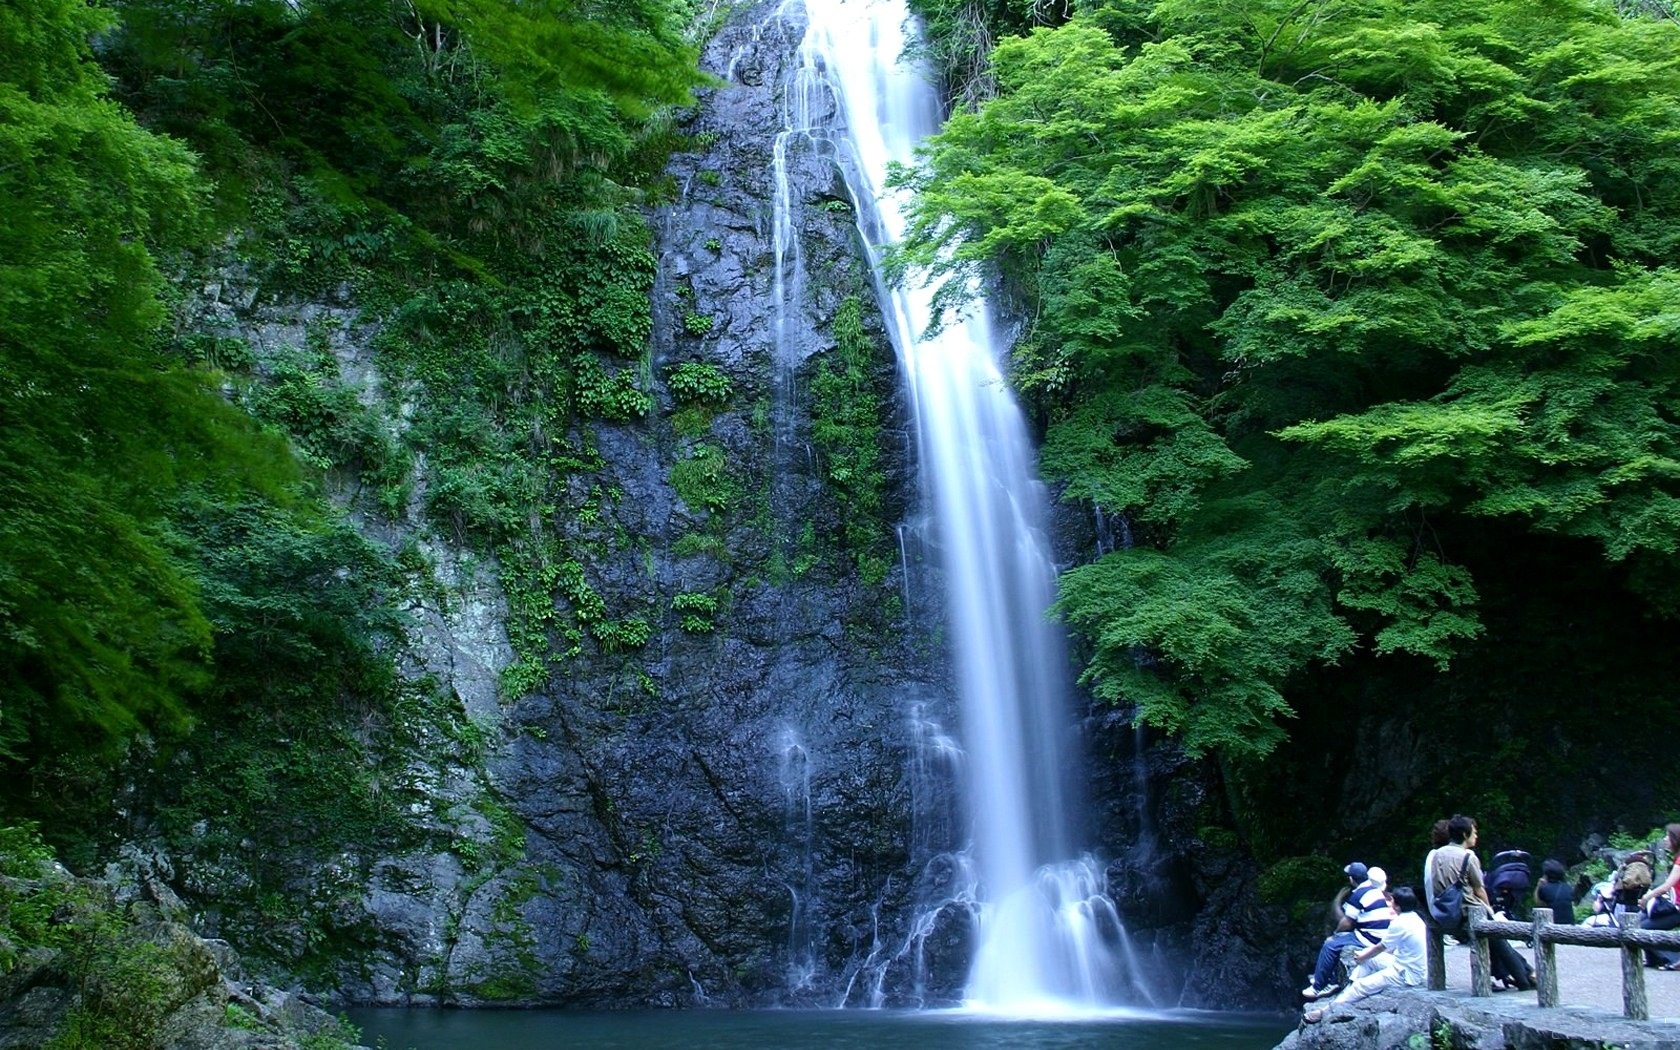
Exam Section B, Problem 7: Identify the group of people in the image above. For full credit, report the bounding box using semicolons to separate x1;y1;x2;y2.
1299;813;1663;1022
1299;861;1426;1023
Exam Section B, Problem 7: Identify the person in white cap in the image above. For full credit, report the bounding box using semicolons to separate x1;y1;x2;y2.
1303;862;1395;999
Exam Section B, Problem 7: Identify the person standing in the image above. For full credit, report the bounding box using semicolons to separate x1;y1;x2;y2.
1429;814;1535;990
1304;862;1394;1000
1422;819;1454;943
1304;886;1428;1022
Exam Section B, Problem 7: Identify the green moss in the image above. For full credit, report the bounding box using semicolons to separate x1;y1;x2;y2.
810;296;896;589
672;531;726;559
670;443;738;514
1257;855;1343;920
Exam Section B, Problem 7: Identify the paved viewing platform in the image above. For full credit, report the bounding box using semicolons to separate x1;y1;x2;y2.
1441;933;1680;1020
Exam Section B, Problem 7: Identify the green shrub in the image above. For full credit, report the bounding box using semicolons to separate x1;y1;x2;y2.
667;362;732;405
671;591;717;615
592;616;651;652
575;356;653;422
672;591;717;632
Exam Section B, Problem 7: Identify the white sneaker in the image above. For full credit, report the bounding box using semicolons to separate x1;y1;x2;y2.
1305;984;1340;1001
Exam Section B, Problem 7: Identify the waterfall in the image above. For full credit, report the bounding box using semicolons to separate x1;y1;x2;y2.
764;0;1154;1012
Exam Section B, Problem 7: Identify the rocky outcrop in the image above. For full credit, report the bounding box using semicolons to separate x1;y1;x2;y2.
140;0;968;1011
0;856;366;1050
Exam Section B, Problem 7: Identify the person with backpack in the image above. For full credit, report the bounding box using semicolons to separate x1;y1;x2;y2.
1427;814;1536;991
1303;862;1394;1000
1638;823;1680;968
1421;819;1457;944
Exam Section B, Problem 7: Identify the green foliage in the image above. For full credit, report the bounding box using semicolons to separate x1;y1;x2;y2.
575;354;654;421
900;0;1680;759
667;362;732;436
682;311;716;335
672;591;718;632
810;296;897;583
0;827;204;1050
45;923;182;1050
3;0;701;995
670;443;738;513
1256;855;1343;915
667;362;734;405
223;1003;262;1031
0;0;305;761
671;592;718;614
243;339;409;498
672;531;726;559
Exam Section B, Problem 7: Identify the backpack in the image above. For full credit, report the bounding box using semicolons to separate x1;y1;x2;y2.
1431;853;1472;929
1614;850;1654;907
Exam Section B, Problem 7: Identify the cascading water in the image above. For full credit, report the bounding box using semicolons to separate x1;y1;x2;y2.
765;0;1156;1012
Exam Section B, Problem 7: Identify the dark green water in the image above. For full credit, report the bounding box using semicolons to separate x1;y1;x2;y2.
344;1007;1294;1050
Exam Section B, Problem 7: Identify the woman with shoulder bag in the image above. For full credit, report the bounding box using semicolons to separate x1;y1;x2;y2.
1638;823;1680;969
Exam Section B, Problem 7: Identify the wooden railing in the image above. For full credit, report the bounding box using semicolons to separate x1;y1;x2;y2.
1425;903;1680;1020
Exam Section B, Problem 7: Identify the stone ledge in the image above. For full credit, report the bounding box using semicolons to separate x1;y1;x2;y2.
1276;990;1680;1050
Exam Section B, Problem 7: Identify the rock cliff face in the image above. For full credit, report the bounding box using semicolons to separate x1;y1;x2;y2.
139;0;1305;1015
474;0;968;1006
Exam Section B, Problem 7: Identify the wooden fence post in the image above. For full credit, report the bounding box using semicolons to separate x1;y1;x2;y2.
1427;923;1445;991
1533;911;1557;1007
1622;940;1649;1021
1469;903;1492;997
1621;908;1649;1021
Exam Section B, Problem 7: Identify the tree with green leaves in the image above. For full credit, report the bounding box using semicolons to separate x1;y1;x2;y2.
0;0;302;758
896;0;1680;761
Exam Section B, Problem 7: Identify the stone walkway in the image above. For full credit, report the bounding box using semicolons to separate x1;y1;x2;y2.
1442;938;1680;1020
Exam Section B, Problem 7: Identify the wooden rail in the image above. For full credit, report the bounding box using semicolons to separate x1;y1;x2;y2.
1425;903;1680;1020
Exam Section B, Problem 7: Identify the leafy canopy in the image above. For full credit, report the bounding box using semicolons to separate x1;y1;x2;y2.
897;0;1680;757
0;0;300;757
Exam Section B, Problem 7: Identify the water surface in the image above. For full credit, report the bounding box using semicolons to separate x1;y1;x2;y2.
346;1007;1293;1050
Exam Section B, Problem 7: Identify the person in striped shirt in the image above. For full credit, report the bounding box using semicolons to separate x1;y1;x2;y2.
1303;862;1396;1000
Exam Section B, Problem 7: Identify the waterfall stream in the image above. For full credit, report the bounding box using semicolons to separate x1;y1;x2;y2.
764;0;1155;1012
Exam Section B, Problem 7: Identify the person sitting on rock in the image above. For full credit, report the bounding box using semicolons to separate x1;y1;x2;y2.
1303;862;1394;1000
1304;885;1427;1023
